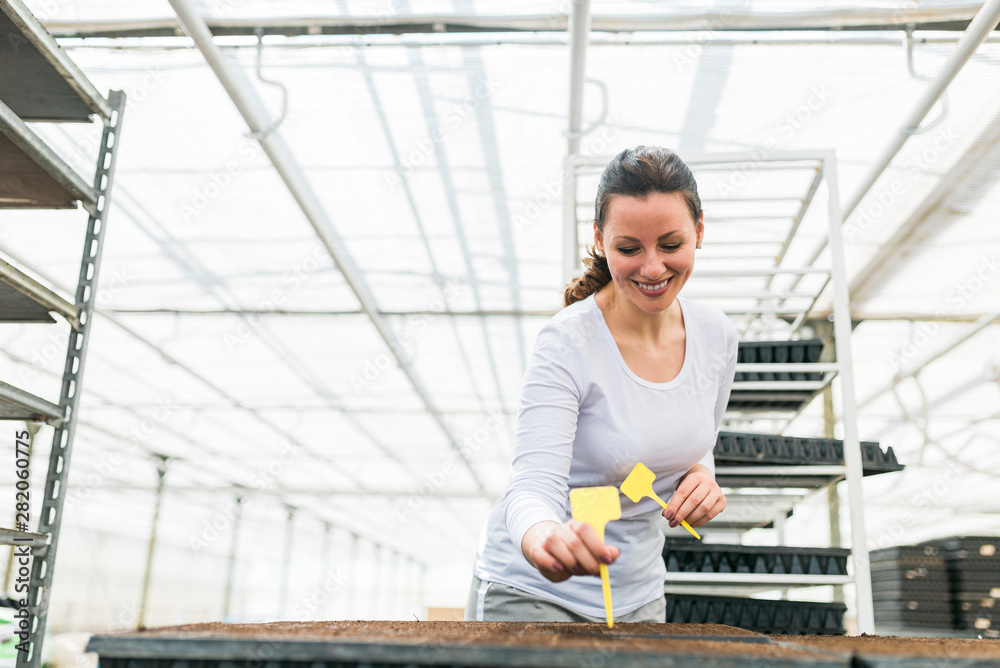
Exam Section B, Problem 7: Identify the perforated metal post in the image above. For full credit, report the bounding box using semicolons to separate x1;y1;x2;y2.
137;456;168;629
19;89;125;668
222;496;243;620
278;505;295;619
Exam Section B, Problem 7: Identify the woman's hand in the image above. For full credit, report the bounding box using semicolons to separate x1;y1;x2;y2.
521;520;621;583
663;464;726;528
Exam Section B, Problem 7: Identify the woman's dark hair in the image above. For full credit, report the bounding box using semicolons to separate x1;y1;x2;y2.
563;146;703;306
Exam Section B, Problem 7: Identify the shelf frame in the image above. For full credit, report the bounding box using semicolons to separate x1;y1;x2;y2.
20;89;126;668
0;256;80;328
0;380;64;425
0;97;100;214
0;0;112;121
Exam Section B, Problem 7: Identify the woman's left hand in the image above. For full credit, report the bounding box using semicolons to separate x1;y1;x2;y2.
663;464;726;528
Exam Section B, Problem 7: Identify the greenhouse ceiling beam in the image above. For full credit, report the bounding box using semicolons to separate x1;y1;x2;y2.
168;0;488;496
791;0;1000;294
848;104;1000;308
56;34;1000;49
44;6;992;38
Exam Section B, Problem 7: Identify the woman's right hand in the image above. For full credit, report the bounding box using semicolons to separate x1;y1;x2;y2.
521;520;621;582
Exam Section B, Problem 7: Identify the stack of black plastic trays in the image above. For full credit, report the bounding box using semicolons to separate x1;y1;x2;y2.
869;544;952;630
663;539;850;634
931;536;1000;636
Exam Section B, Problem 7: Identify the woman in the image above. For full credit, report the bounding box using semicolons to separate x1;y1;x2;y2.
466;146;738;623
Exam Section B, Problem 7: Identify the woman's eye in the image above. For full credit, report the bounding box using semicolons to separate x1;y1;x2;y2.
661;244;682;252
617;247;638;255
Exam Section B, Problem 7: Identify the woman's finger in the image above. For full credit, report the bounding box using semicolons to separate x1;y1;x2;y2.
672;483;710;527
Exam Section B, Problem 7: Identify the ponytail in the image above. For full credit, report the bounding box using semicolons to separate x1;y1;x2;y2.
563;247;612;306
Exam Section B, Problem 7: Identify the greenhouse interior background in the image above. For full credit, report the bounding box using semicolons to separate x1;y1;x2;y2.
2;0;1000;665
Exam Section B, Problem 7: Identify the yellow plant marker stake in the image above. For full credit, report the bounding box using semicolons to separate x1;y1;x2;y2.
569;486;621;628
621;462;702;540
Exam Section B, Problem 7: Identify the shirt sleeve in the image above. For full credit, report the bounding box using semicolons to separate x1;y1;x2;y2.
704;317;739;476
503;324;583;556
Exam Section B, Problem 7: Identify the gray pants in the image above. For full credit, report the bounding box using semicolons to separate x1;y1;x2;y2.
464;575;666;623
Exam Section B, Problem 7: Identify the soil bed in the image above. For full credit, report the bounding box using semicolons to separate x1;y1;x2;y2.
772;633;1000;659
90;621;836;663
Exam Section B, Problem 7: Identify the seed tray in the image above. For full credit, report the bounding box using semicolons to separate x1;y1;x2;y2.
665;594;847;635
870;545;944;561
663;540;850;576
735;339;825;381
85;621;850;668
955;591;1000;603
956;600;999;616
872;587;950;601
714;432;903;475
875;601;952;615
930;537;1000;557
726;396;811;411
871;559;945;572
775;635;1000;668
947;573;1000;594
955;613;997;630
871;571;949;587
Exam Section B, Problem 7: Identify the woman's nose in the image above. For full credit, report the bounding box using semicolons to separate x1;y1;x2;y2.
641;250;664;278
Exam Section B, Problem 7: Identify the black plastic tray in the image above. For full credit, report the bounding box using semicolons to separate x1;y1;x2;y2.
870;545;944;561
930;536;1000;558
663;540;850;576
665;594;846;635
715;432;903;475
735;339;825;382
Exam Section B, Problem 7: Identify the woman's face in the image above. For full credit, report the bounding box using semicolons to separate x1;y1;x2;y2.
594;192;704;315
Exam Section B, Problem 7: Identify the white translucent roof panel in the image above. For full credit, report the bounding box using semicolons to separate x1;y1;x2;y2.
3;0;999;632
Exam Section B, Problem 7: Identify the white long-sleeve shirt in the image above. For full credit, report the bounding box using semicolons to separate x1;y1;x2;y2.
473;293;738;618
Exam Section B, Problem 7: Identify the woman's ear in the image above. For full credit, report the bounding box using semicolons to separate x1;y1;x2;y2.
695;217;705;249
593;221;604;255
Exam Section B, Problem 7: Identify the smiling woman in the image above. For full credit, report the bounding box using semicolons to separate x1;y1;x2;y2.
466;147;738;623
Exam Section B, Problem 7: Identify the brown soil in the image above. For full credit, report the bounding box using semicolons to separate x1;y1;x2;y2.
103;621;1000;661
771;633;1000;658
117;621;821;660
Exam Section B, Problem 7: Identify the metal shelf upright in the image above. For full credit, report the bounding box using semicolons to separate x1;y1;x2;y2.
566;150;876;633
0;0;125;665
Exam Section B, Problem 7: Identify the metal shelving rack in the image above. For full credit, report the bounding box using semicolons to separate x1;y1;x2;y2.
566;150;876;632
0;0;125;665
